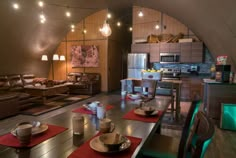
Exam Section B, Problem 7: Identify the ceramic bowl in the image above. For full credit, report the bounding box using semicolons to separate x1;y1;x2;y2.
99;133;126;151
127;94;140;100
141;106;155;116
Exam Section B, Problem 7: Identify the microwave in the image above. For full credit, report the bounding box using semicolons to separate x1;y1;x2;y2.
160;53;180;64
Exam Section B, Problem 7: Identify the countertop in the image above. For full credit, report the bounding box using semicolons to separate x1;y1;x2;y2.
121;78;182;84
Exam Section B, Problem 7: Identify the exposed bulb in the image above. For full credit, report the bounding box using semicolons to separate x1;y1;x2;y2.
12;3;19;10
83;29;87;34
66;11;71;17
107;13;112;19
71;28;75;32
155;24;160;29
100;21;112;37
117;21;121;27
129;27;133;31
70;24;75;29
38;1;44;7
138;10;143;17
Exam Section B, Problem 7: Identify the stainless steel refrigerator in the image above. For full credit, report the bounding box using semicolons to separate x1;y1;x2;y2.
127;53;149;79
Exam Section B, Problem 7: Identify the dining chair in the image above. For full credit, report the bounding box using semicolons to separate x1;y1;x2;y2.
155;81;175;120
139;100;205;158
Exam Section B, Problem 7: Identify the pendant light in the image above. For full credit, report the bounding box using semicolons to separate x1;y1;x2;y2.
100;20;112;37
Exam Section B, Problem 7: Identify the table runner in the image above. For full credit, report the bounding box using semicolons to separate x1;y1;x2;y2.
0;124;67;148
72;105;114;114
68;133;142;158
122;109;163;123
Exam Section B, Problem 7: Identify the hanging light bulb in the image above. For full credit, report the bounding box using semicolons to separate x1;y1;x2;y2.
12;2;20;10
155;21;160;29
38;1;44;8
129;27;133;31
100;20;112;37
71;28;75;32
39;13;46;24
117;21;121;27
83;29;87;34
107;13;112;19
70;24;75;29
65;11;71;17
138;9;143;17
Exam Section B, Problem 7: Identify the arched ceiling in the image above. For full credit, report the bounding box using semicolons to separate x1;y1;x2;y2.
0;0;235;76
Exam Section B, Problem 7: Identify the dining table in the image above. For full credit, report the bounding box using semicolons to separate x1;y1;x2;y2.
0;93;171;158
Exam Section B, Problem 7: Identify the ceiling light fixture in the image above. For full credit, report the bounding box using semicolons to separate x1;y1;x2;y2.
129;27;133;31
100;20;112;37
155;21;160;29
38;1;44;8
12;2;20;10
117;21;121;27
39;12;46;24
107;13;112;19
138;9;143;17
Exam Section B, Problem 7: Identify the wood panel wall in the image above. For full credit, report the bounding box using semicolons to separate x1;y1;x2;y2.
51;9;131;92
132;6;199;43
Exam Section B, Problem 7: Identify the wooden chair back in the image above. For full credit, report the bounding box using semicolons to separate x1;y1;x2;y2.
183;111;215;158
178;100;201;158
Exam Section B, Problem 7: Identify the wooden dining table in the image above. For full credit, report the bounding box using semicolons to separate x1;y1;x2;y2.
0;93;170;158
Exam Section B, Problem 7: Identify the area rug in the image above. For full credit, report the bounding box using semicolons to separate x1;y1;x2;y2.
21;95;91;116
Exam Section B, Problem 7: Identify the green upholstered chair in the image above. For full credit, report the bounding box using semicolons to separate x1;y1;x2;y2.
220;103;236;130
139;100;202;158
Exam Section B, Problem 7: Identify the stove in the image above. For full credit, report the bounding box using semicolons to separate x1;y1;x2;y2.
161;68;181;80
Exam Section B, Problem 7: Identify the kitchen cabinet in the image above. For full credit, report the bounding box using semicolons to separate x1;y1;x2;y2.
180;42;203;63
169;43;180;53
181;77;202;101
150;43;160;62
131;44;150;53
160;43;169;53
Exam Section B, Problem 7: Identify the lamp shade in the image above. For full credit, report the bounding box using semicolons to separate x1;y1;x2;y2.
41;55;48;61
53;54;59;61
100;21;112;37
59;55;66;61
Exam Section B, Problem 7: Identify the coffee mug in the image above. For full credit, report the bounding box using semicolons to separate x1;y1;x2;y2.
97;104;106;119
16;124;33;146
99;118;115;133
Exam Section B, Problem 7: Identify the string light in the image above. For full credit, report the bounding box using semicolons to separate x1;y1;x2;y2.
39;12;46;24
107;13;112;19
65;11;71;17
155;21;160;29
83;29;87;34
129;27;133;31
138;9;143;17
117;21;121;27
12;2;20;10
38;1;44;8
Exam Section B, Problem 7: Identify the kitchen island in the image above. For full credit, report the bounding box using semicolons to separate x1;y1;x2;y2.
121;78;182;121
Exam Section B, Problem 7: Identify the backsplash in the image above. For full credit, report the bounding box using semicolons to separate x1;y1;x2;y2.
153;49;215;74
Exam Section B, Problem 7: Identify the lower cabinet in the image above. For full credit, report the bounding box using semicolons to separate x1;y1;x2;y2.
181;77;202;101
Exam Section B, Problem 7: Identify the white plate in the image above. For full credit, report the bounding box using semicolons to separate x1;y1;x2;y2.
134;108;158;116
11;124;48;136
89;135;131;153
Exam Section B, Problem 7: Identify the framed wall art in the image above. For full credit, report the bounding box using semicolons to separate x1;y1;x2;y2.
71;45;99;67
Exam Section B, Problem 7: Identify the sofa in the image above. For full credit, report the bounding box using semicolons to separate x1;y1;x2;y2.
66;72;101;95
0;74;41;113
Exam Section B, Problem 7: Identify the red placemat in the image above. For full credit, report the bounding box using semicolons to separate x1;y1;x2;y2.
122;109;163;123
72;105;114;114
68;133;142;158
0;124;67;148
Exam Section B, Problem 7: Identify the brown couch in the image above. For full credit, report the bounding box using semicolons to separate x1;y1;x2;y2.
66;72;101;95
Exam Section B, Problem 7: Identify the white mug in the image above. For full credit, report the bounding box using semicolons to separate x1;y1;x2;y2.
97;104;106;119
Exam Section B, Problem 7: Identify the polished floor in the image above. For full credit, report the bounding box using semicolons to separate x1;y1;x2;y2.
0;92;235;158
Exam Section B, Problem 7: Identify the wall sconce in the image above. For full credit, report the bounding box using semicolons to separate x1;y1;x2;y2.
100;20;112;37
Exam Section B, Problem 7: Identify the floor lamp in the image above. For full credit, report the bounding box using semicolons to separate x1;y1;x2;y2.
41;54;66;80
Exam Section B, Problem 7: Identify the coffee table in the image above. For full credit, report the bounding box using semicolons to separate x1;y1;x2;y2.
24;85;69;104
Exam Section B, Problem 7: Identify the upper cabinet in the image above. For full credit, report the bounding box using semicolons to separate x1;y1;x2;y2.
150;43;160;62
131;44;150;53
180;42;203;63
